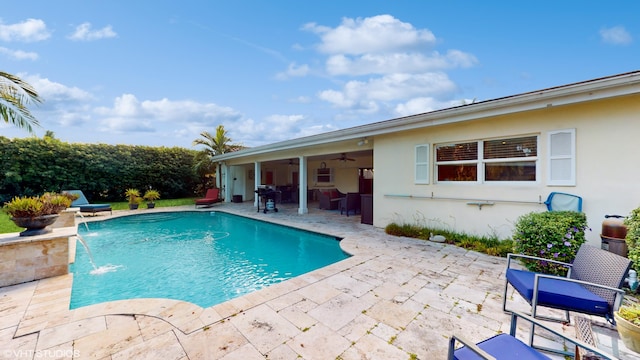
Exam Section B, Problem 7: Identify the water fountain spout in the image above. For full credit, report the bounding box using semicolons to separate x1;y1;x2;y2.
76;234;97;270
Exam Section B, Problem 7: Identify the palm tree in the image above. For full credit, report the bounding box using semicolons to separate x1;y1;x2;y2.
192;125;244;194
0;71;42;133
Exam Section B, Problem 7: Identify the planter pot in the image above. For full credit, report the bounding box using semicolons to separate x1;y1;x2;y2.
129;204;139;210
11;214;60;237
614;311;640;353
147;202;155;209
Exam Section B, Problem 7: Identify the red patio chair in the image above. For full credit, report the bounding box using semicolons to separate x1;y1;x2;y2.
195;188;221;208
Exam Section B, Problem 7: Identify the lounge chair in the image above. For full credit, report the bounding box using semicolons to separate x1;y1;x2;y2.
503;244;632;325
63;190;112;216
195;188;222;208
448;311;618;359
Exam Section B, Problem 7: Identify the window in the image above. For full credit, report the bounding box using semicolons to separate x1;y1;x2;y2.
547;129;576;186
415;145;430;184
435;135;538;182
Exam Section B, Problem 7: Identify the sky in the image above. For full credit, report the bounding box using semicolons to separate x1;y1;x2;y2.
1;1;638;149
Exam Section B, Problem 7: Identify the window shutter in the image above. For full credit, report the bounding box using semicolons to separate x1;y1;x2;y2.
415;144;430;184
548;129;576;186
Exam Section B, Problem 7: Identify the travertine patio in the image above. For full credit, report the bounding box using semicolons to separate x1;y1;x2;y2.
0;201;612;359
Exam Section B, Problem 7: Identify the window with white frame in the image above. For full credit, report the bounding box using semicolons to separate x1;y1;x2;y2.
415;144;430;184
547;129;576;186
435;135;538;182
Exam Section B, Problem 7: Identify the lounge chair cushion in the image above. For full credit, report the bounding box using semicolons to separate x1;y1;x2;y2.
506;269;609;315
64;190;112;214
195;188;221;206
453;333;550;359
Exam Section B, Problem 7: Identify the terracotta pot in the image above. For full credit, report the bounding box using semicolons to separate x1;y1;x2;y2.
11;214;59;237
614;311;640;353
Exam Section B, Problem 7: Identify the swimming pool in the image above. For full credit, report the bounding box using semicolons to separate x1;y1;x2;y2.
70;211;350;309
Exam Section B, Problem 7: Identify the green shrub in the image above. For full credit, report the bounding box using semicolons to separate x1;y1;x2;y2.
513;211;589;276
625;207;640;273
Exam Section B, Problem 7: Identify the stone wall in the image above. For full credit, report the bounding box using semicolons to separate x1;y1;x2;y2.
0;227;76;287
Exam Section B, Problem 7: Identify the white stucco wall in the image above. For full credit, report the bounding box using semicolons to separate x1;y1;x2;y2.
373;95;640;246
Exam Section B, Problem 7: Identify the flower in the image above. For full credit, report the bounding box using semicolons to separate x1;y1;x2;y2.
564;241;571;247
547;243;553;249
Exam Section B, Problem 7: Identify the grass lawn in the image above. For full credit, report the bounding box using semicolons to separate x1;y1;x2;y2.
0;198;197;234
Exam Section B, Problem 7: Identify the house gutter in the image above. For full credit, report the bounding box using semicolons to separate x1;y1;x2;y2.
215;71;640;162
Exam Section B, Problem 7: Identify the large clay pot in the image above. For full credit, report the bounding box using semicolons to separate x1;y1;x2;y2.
11;214;59;237
614;311;640;353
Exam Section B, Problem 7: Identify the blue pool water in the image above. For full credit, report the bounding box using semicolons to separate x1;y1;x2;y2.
70;211;349;309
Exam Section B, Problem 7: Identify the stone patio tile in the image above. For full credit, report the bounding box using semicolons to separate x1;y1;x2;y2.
325;272;376;298
72;315;143;359
219;343;265;360
135;314;175;341
411;287;455;313
294;279;342;304
265;343;300;360
265;290;305;312
369;321;399;342
111;330;186;360
198;307;222;327
308;293;372;331
337;312;377;343
442;282;488;305
36;316;106;351
174;320;248;360
370;281;405;301
0;326;38;357
366;299;420;330
228;304;299;354
348;332;409;360
289;322;351;359
277;303;318;330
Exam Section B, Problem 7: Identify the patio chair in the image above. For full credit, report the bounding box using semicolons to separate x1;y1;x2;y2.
448;311;618;359
544;192;582;212
63;190;112;216
340;192;361;216
195;188;221;208
503;244;632;325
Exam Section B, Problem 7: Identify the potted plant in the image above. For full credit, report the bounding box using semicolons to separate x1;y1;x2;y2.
143;189;160;209
124;188;141;210
3;192;73;236
614;303;640;352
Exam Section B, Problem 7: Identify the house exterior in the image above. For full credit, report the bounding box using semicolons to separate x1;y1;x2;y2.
215;71;640;246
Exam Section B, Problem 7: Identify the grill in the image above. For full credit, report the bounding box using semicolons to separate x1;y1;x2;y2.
255;187;278;214
601;214;628;257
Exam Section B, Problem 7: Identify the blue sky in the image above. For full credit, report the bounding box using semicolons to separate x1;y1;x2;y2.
1;1;638;149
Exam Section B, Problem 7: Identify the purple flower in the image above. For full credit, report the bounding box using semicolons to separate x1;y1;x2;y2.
564;241;571;247
547;243;553;249
565;233;572;239
540;250;545;255
553;252;559;258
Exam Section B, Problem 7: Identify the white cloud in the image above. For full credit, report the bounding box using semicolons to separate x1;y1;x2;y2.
25;75;95;103
600;26;633;45
394;97;467;117
326;50;477;76
0;46;38;60
68;23;117;41
275;62;310;80
0;18;50;42
95;94;242;135
319;72;457;111
305;15;436;55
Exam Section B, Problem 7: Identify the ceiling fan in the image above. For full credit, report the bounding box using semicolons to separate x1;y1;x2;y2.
332;153;355;162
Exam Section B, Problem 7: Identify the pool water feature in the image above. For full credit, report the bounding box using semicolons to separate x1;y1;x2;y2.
70;211;350;309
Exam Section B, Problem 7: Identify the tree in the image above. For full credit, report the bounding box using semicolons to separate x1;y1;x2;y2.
192;125;243;195
0;72;42;133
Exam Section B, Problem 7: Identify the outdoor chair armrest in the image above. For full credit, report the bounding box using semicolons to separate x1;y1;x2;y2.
510;312;620;359
448;335;496;360
507;253;573;269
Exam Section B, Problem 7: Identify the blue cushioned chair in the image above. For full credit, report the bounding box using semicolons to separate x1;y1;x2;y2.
503;244;632;325
64;190;112;216
448;311;618;359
